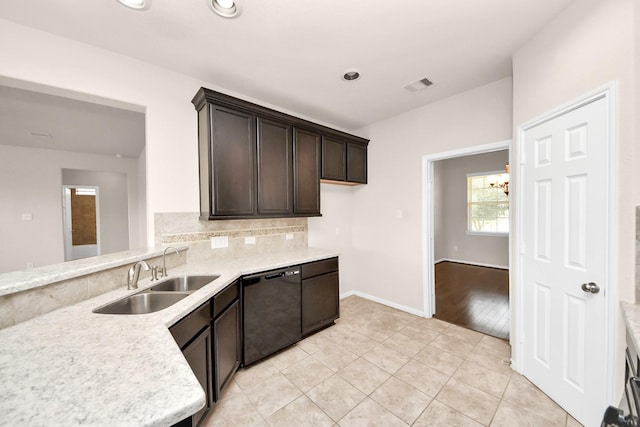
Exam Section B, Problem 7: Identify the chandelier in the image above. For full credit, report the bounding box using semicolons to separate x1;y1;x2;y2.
490;163;510;196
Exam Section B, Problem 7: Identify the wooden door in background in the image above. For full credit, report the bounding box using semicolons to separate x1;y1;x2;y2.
70;188;97;246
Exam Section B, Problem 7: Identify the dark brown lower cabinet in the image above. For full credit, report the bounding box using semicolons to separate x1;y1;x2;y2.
213;299;241;399
301;258;340;336
182;327;212;426
170;301;213;427
172;257;340;426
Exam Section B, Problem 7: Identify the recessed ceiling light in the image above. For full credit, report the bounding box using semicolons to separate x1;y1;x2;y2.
115;0;149;10
342;70;361;81
209;0;241;18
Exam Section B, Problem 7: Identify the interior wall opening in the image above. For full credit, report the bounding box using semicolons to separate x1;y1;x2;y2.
432;149;510;340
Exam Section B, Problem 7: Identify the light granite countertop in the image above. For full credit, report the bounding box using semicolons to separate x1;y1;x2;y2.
0;247;339;427
0;245;190;297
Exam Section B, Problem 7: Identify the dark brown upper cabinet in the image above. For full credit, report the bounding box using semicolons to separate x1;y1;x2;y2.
321;136;347;181
293;128;321;216
346;141;367;184
256;118;293;216
202;105;256;218
192;87;368;219
321;137;368;185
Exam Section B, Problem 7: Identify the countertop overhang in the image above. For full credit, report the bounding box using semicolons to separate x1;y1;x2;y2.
0;247;339;426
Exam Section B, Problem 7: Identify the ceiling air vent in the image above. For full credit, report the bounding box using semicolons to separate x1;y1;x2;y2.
403;77;434;93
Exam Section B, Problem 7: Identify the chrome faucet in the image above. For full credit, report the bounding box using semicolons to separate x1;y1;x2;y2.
160;246;180;278
127;260;150;290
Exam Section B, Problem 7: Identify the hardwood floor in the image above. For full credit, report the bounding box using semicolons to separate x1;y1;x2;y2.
434;261;510;340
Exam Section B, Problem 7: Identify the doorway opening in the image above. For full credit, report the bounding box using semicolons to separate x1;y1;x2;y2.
63;185;100;261
422;140;511;342
61;168;131;262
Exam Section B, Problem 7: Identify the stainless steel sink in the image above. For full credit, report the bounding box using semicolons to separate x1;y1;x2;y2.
148;275;220;292
93;292;189;315
93;274;220;315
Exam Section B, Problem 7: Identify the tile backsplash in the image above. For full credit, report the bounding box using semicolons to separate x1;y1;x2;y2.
154;213;308;261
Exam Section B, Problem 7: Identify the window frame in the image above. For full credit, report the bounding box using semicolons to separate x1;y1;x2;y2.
466;170;509;237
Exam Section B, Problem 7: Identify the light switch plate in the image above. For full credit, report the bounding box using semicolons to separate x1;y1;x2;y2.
285;233;294;240
21;213;33;221
245;236;256;245
211;236;228;249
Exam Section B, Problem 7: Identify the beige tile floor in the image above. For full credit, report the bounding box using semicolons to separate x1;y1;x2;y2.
203;295;582;427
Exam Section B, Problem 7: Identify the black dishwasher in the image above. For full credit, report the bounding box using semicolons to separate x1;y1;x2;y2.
242;266;301;366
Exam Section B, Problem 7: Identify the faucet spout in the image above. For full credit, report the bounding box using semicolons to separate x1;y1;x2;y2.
161;246;180;277
127;260;150;290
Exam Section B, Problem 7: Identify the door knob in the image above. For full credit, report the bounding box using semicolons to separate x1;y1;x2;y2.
581;282;600;294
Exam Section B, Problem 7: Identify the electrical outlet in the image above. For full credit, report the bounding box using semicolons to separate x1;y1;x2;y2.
21;213;33;221
245;236;256;245
285;233;294;240
211;236;228;249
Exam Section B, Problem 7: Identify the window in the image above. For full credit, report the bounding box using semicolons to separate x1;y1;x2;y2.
467;172;509;235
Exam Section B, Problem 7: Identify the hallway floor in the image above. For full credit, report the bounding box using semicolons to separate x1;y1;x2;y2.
434;261;510;340
203;296;580;426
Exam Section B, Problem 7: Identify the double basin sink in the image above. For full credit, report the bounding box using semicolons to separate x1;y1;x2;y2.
93;275;220;315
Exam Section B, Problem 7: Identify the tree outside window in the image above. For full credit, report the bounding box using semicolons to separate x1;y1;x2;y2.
467;172;509;234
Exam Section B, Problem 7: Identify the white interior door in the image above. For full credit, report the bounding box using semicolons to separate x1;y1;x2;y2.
520;95;609;426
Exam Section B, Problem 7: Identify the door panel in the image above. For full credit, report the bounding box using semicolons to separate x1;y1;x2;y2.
565;175;587;269
563;294;586;391
293;128;321;215
521;95;608;426
533;282;551;367
534;179;552;261
210;106;256;216
257;118;293;215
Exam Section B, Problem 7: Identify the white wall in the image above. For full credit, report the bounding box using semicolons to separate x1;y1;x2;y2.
308;183;357;295
0;144;141;272
0;18;353;253
136;147;147;250
435;150;509;268
324;78;513;312
62;169;130;257
0;19;201;246
512;0;638;403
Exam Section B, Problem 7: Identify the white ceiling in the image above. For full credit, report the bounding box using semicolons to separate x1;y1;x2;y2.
0;85;145;158
0;0;575;131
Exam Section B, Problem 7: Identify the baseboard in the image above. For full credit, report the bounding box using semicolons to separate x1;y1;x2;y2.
340;290;357;299
340;290;425;318
435;258;509;270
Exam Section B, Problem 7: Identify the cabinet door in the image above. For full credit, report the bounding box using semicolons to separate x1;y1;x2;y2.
213;300;241;400
321;136;346;181
210;105;256;216
182;326;213;427
346;142;367;184
302;271;339;336
257;118;293;215
293;128;321;215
